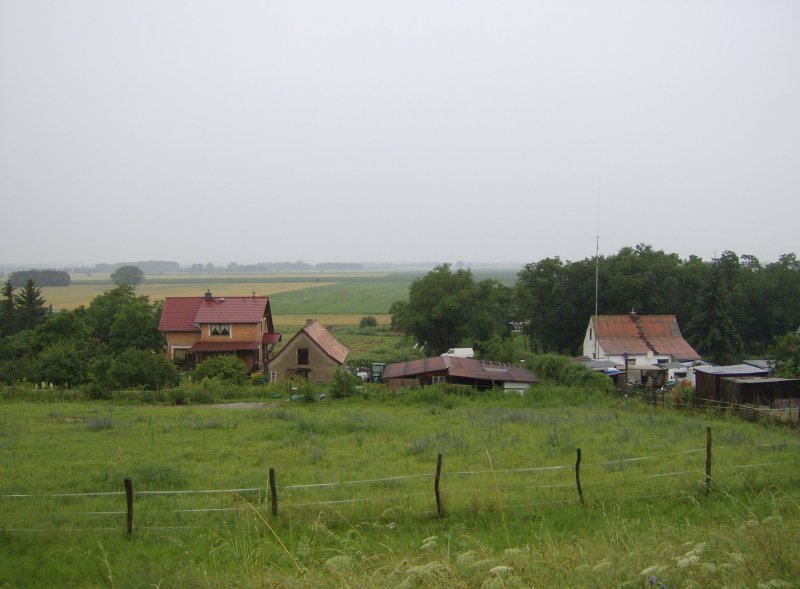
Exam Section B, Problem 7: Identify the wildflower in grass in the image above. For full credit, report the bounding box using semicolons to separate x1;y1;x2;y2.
456;550;477;567
420;535;437;551
324;555;354;572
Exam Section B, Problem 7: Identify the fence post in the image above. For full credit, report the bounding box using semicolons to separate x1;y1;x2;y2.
269;468;278;517
435;453;444;517
705;427;712;494
575;448;584;504
124;478;134;536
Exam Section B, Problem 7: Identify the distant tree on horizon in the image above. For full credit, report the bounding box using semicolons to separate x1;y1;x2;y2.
111;265;144;286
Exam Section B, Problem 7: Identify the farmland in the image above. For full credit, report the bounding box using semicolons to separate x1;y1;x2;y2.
1;389;799;587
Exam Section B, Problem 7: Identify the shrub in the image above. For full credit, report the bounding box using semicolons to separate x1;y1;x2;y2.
330;368;360;398
192;355;247;385
359;316;378;328
108;349;178;391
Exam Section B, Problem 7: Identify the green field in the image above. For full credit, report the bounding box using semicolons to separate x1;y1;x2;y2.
39;272;424;320
1;390;798;587
40;269;520;317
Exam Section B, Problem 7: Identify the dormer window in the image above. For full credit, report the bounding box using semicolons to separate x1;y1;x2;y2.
210;324;231;336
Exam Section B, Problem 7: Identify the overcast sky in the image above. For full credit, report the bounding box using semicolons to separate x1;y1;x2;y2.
1;1;798;267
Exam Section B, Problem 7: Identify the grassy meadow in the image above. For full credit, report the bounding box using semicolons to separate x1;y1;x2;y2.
1;389;799;588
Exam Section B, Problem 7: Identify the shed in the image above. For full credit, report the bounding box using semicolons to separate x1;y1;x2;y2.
694;364;770;408
382;356;538;392
719;376;799;407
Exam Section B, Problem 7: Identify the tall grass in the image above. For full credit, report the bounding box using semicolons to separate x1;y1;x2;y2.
0;391;798;587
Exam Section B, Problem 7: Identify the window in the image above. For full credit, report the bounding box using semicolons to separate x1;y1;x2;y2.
626;357;636;366
210;324;231;336
270;370;277;383
432;376;446;384
656;358;668;364
297;348;309;365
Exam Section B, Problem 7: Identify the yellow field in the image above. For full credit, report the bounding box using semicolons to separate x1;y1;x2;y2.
40;282;335;311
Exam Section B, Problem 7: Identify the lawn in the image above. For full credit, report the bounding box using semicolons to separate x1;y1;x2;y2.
1;389;798;587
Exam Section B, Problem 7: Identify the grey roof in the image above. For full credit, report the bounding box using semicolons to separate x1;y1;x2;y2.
743;359;770;370
694;364;770;376
722;376;799;385
573;359;621;371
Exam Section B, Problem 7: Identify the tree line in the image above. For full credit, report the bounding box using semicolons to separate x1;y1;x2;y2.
0;281;175;393
391;245;800;367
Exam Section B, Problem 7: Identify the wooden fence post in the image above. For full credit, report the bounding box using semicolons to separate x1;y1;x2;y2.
435;453;444;517
575;448;584;504
269;468;278;517
705;427;712;494
124;478;134;536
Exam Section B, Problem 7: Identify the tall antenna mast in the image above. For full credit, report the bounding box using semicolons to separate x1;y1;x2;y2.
594;185;600;359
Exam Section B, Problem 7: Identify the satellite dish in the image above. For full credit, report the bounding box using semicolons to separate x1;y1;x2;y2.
646;350;654;359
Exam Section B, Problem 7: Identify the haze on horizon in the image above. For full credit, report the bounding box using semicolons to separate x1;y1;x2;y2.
1;1;798;268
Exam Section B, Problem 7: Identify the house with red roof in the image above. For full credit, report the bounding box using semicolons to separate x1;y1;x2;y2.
158;290;281;372
582;312;701;384
266;319;349;383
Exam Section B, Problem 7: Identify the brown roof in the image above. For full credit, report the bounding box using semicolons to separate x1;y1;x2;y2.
383;356;538;384
301;319;349;364
593;314;700;361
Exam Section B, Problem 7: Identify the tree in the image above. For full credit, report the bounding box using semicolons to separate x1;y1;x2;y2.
686;261;742;365
516;258;571;353
192;354;247;385
0;280;15;337
769;332;800;379
111;265;144;286
15;279;49;331
391;264;477;355
87;286;162;352
33;342;86;387
33;308;93;353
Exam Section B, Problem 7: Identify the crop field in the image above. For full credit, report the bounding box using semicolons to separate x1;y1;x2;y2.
38;272;424;322
39;268;520;316
1;390;798;587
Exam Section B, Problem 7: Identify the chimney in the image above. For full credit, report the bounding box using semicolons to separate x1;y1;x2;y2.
205;290;212;301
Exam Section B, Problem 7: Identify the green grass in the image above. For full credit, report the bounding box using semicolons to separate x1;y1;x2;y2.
1;390;798;587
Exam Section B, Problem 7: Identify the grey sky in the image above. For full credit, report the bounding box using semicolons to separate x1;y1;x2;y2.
1;1;798;267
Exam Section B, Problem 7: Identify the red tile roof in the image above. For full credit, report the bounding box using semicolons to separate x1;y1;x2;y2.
262;332;282;345
593;314;700;361
302;320;349;364
160;295;273;332
194;296;270;324
158;297;204;332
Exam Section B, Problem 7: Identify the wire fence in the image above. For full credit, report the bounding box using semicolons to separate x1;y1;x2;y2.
3;430;799;535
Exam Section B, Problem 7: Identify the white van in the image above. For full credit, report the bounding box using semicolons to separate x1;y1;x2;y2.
441;348;474;358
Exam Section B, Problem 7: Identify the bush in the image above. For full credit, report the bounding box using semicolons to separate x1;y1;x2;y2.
108;349;178;391
528;353;614;394
192;355;247;385
359;316;378;328
330;368;360;398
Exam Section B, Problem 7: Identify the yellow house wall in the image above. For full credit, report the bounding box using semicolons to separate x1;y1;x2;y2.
267;332;343;383
165;331;200;358
199;322;262;342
